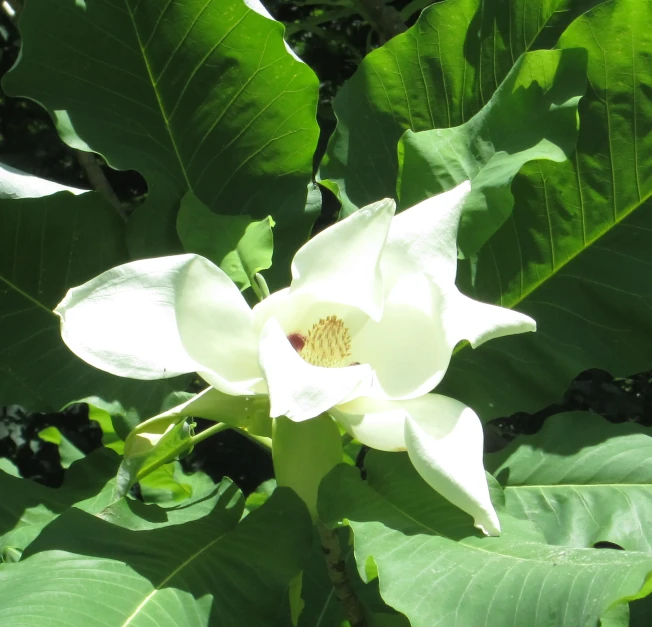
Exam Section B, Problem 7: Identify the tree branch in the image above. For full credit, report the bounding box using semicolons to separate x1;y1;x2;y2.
76;151;127;221
316;522;367;627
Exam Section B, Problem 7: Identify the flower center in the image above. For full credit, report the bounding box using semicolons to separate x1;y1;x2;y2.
289;315;352;368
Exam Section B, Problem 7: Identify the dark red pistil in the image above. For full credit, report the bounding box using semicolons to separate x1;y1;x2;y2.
287;332;306;352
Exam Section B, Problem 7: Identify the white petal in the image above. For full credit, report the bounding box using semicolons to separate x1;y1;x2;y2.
330;396;407;451
258;318;374;421
385;181;535;352
352;273;450;399
383;181;470;290
173;256;263;395
404;395;501;536
56;255;206;379
290;198;395;322
441;289;536;348
332;393;500;535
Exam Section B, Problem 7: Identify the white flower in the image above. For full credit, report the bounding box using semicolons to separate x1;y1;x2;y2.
55;181;535;535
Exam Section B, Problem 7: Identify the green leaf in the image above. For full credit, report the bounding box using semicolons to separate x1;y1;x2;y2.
320;0;602;214
4;0;319;287
244;478;277;514
319;453;652;627
486;412;652;552
37;426;85;469
397;49;586;255
0;449;120;555
0;489;312;627
0;174;187;413
439;0;652;418
117;414;195;499
138;461;215;506
115;387;271;499
177;193;274;291
82;397;140;454
99;476;243;531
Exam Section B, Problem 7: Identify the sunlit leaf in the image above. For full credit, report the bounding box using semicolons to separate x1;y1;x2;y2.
319;452;652;627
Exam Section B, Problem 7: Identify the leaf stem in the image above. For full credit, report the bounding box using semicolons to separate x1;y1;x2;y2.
232;426;273;452
134;421;230;483
316;522;367;627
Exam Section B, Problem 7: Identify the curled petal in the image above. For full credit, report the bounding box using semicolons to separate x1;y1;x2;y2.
383;181;470;290
56;255;206;379
258;318;374;422
290;198;395;322
404;396;501;536
174;256;263;395
332;394;500;536
441;289;536;348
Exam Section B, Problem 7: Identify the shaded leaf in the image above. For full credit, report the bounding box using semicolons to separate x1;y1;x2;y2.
177;193;274;291
4;0;319;287
440;0;652;418
0;449;119;554
320;0;601;214
0;489;312;627
0;176;187;412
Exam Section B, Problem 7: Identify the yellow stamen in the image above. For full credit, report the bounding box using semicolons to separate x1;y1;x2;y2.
300;315;352;368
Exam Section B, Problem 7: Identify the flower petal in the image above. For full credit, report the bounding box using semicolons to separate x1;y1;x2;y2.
332;393;500;535
173;256;263;395
404;395;501;536
351;272;450;399
383;181;470;290
441;289;536;348
290;198;395;321
330;396;407;451
258;317;373;421
56;255;206;379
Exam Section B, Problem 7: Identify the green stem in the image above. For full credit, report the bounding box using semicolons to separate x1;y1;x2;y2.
232;426;272;452
134;422;230;483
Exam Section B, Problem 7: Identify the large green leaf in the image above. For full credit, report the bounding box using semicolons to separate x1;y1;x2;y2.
486;412;652;552
320;0;601;213
319;453;652;627
0;181;184;412
397;49;585;255
0;449;119;554
3;0;319;285
0;489;312;626
439;0;652;418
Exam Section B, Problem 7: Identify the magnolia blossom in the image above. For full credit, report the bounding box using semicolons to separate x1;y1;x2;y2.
55;181;534;535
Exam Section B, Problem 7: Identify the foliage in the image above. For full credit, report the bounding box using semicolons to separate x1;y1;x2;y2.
1;0;652;625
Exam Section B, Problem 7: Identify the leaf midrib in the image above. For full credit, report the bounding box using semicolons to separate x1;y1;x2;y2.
121;527;230;626
0;274;54;316
124;0;193;192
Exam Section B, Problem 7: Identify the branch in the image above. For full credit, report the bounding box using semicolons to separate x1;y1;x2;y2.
76;151;127;221
316;522;367;627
